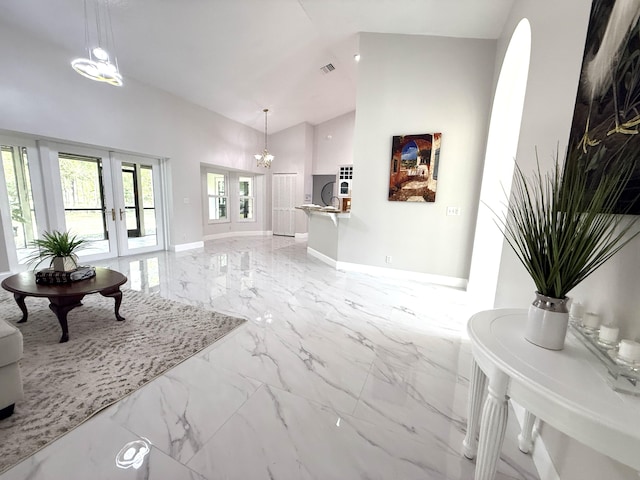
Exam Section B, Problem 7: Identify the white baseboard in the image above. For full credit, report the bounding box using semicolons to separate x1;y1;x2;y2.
294;232;308;240
512;402;559;480
307;247;337;268
306;249;468;288
336;260;468;289
171;241;205;252
203;230;273;241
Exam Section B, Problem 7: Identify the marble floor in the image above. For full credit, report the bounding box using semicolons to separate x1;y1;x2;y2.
0;236;539;480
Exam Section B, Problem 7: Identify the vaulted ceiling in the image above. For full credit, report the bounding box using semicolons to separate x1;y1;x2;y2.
0;0;513;133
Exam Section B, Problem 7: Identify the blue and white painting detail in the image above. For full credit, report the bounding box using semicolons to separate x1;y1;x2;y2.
389;133;441;202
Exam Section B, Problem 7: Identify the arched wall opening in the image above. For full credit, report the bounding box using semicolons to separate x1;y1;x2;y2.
467;18;532;308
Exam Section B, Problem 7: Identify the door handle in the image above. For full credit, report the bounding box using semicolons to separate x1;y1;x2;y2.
111;208;116;221
119;209;125;221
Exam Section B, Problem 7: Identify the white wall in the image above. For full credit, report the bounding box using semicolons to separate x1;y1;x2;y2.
313;111;355;175
303;123;314;210
493;1;640;478
466;19;531;309
308;214;339;259
269;122;314;234
493;0;590;310
0;21;264;250
339;33;495;280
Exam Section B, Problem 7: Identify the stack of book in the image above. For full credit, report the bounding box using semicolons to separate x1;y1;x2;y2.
35;266;96;285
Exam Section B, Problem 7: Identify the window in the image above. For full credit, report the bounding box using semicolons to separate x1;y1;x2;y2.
239;175;254;220
1;145;39;264
207;172;228;222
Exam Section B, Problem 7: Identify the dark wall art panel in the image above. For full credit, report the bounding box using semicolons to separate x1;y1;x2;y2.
567;0;640;213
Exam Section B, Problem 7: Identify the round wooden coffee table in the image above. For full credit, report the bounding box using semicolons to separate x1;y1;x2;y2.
1;267;127;343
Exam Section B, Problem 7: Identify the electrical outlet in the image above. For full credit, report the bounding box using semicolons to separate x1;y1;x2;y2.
446;206;461;216
385;256;392;264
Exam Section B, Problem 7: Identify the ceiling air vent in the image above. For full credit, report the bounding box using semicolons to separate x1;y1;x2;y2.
320;63;335;74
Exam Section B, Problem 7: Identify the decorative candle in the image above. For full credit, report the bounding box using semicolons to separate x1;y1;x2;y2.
598;325;619;344
618;340;640;362
582;312;600;329
569;302;584;319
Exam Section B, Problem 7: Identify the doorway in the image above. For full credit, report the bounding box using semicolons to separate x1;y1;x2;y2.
57;152;112;256
467;18;531;307
57;150;164;259
0;136;165;270
272;173;296;237
312;174;336;206
112;154;163;255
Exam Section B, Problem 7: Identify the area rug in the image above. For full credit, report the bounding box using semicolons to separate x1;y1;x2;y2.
0;289;246;474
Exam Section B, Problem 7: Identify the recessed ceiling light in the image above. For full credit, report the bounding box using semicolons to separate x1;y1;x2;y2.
353;54;361;62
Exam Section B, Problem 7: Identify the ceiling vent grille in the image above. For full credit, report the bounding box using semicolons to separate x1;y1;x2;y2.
320;63;335;74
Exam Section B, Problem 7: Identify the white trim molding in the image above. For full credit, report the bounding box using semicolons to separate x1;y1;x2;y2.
171;241;205;252
307;247;337;268
203;231;273;241
306;247;468;289
337;260;468;289
294;232;308;240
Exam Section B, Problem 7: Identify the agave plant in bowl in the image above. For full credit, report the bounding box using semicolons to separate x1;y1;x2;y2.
496;146;640;350
26;230;87;272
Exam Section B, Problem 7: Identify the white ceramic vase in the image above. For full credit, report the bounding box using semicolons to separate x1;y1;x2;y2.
525;292;569;350
51;255;78;272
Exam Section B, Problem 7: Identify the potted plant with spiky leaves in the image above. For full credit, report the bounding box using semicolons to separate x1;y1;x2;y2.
26;230;87;272
496;145;639;350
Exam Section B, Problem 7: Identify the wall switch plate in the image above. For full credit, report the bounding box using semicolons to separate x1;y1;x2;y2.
385;256;392;264
446;206;461;216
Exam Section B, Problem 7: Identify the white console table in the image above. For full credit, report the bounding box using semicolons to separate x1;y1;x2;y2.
462;309;640;480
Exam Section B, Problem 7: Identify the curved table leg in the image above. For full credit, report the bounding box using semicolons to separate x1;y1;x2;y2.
463;359;487;459
48;295;85;343
475;371;509;480
100;288;125;321
13;293;28;323
518;410;536;453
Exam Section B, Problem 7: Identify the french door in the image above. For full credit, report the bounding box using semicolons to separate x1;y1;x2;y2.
56;149;116;260
55;146;165;261
110;152;164;256
0;136;165;271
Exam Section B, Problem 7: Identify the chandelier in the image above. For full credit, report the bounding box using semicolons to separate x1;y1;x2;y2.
71;0;123;86
255;109;274;168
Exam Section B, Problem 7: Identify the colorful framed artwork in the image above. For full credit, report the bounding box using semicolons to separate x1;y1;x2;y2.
388;133;441;202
